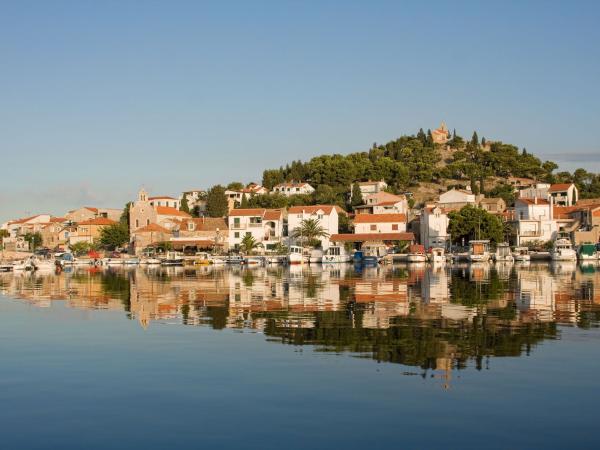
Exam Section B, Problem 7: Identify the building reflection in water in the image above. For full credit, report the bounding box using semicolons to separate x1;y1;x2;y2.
3;261;600;379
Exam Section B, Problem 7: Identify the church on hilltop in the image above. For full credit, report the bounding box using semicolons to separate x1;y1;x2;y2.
431;122;449;145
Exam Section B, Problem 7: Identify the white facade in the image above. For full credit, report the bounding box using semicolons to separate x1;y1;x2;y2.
148;196;181;209
438;188;476;206
354;214;407;234
272;182;315;197
228;209;285;251
519;183;578;207
514;198;557;245
287;205;340;250
355;192;408;215
356;180;388;197
420;206;450;249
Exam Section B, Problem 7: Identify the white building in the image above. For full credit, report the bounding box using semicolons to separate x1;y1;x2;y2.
180;190;207;214
271;182;315;197
228;208;285;251
287;205;341;250
420;205;450;249
148;196;181;210
354;192;408;215
438;188;477;208
355;180;388;197
519;183;578;207
353;214;407;234
225;184;269;210
514;198;557;245
5;214;53;237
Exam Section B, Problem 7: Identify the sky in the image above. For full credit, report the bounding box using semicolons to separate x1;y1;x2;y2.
1;0;599;222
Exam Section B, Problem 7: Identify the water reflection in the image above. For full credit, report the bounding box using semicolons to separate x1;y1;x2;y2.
2;262;600;373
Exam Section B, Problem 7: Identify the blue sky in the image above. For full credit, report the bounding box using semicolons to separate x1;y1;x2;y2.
1;0;599;222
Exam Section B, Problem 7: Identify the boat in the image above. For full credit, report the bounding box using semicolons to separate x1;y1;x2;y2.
243;256;265;266
193;252;213;265
308;249;323;264
428;247;446;264
322;246;352;263
468;240;491;263
225;255;244;264
513;247;531;262
102;258;124;266
494;243;514;262
362;243;387;265
160;251;184;266
287;246;304;264
140;257;162;265
551;238;577;261
577;243;599;261
406;244;427;263
122;257;140;265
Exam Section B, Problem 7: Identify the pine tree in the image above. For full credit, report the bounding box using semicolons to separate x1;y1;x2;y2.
206;185;228;218
350;182;363;208
180;195;190;213
240;194;249;208
481;137;486;147
417;128;426;144
471;131;479;147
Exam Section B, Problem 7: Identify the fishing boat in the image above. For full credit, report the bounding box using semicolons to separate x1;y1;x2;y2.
551;238;577;261
406;244;427;263
428;247;446;264
494;243;514;262
287;246;304;264
193;252;213;265
513;247;531;262
160;251;184;266
577;243;599;261
362;243;387;265
468;240;491;263
322;246;352;263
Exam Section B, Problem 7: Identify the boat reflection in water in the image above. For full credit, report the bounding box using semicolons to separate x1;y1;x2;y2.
2;261;600;375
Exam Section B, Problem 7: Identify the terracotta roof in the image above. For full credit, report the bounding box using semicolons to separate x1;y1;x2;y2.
229;208;266;217
330;232;415;242
287;205;343;215
517;198;550;205
9;214;46;225
549;183;573;192
375;200;403;206
553;206;580;219
264;209;283;220
353;214;407;223
149;196;177;200
49;217;67;223
134;223;171;234
155;206;191;217
78;218;117;226
84;206;99;213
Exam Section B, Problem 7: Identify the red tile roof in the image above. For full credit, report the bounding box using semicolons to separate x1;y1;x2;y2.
517;198;550;205
78;218;117;226
330;232;415;242
549;183;573;192
84;207;99;213
149;196;177;200
179;217;228;231
353;214;407;223
155;206;191;217
553;206;579;219
229;208;267;217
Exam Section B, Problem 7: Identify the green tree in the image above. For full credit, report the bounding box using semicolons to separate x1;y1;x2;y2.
240;234;262;255
338;212;351;233
240;194;250;208
24;232;42;251
350;182;363;208
227;181;244;191
206;185;228;217
448;205;504;244
291;218;330;248
120;202;132;227
70;241;98;256
315;184;338;205
180;195;190;213
99;222;130;250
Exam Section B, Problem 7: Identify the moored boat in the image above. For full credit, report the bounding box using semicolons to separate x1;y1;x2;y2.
322;246;352;263
513;247;531;262
287;246;304;264
468;240;491;263
428;247;446;264
494;243;514;262
406;244;427;263
551;238;577;261
161;251;184;266
577;243;598;261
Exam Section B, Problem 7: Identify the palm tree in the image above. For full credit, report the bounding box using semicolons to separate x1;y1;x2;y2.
291;218;330;248
240;234;262;255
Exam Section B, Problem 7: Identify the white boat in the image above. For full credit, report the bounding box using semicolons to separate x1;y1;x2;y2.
225;255;244;264
160;251;184;266
266;255;285;264
322;246;352;263
243;256;265;265
406;244;427;263
288;246;304;264
551;238;577;261
122;257;140;265
193;252;213;265
428;247;446;264
494;243;514;262
13;257;36;271
362;243;387;264
140;257;162;265
210;256;227;265
308;249;323;264
468;240;491;263
513;247;530;262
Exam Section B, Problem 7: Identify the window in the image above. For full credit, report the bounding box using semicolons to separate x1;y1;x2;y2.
370;224;377;231
188;222;195;231
146;219;150;226
318;214;323;220
296;187;300;192
392;224;398;231
234;232;239;238
136;219;139;228
234;218;240;227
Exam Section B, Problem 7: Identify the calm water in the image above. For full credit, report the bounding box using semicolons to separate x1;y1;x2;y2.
2;262;600;449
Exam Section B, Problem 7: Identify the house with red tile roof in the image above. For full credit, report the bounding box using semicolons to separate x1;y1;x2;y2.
271;181;315;197
548;183;578;206
227;208;286;251
353;214;407;234
354;192;408;215
287;205;342;250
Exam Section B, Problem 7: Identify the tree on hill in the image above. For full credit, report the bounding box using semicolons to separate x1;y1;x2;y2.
350;182;363;208
240;194;250;208
227;182;244;191
448;205;503;244
120;202;132;227
206;185;228;217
